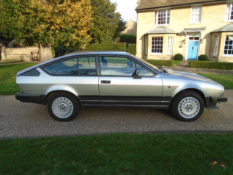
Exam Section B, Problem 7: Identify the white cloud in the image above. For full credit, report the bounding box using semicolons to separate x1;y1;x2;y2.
110;0;138;22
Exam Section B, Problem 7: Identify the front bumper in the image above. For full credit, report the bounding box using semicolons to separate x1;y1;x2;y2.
15;92;46;105
206;96;228;109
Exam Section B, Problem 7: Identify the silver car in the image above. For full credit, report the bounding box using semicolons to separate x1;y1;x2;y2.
15;51;227;122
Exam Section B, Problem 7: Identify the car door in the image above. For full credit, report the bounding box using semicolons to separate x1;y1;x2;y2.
98;55;163;107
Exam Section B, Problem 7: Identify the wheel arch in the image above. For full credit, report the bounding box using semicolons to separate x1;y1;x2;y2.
169;88;206;109
44;90;82;107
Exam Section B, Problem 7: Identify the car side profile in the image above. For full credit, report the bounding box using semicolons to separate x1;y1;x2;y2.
15;51;227;122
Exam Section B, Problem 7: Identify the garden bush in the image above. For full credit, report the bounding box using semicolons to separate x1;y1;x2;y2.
189;61;233;70
174;54;184;61
198;54;209;61
144;60;174;67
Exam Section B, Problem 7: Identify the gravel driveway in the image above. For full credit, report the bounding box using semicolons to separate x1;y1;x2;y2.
0;90;233;139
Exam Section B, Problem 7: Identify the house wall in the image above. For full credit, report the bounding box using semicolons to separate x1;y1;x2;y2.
1;47;39;61
136;2;233;60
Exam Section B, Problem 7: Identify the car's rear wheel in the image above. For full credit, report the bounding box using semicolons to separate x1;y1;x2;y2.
171;91;204;121
47;92;79;121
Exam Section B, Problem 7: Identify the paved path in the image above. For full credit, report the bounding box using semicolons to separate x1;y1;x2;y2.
0;90;233;139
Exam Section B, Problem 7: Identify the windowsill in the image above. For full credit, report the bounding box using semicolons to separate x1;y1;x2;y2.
224;20;233;23
223;54;233;57
154;24;169;27
151;53;163;55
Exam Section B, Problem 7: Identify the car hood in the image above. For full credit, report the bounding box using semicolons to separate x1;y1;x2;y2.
164;68;216;83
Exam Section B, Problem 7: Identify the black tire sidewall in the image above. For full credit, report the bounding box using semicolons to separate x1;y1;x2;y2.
47;92;79;121
171;91;204;121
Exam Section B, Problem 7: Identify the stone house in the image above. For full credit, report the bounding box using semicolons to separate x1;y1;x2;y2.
122;20;137;35
136;0;233;62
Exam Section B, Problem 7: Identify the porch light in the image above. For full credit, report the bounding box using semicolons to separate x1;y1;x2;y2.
200;39;203;44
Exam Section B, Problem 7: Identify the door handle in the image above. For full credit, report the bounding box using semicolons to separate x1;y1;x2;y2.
101;80;111;84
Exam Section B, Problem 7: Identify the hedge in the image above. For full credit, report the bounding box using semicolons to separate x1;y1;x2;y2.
144;60;174;67
120;34;136;43
86;44;126;51
189;61;233;70
128;44;136;55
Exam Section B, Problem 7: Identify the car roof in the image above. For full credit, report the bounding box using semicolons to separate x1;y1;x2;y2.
17;51;131;76
66;51;130;56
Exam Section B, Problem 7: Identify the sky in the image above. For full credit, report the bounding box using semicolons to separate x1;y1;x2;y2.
110;0;138;22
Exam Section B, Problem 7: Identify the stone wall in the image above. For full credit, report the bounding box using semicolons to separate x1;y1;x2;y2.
1;47;39;61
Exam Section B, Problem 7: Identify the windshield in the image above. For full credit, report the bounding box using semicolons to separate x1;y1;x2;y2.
130;54;163;73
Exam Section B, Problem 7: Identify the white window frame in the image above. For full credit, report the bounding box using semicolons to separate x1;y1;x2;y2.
224;35;233;56
167;37;174;55
190;6;202;23
226;3;233;21
151;37;163;54
213;36;219;56
155;9;170;26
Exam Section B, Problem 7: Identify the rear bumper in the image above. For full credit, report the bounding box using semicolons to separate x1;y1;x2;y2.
206;96;228;109
15;92;46;105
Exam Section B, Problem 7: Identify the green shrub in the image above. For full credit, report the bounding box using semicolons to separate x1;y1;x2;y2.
189;61;233;70
128;44;136;55
174;54;184;61
144;60;173;67
120;34;136;43
86;44;126;51
198;54;209;61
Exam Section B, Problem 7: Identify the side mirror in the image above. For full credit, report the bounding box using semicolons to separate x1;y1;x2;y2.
132;69;141;79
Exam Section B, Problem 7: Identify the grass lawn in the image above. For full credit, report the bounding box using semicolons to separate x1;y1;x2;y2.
0;63;37;95
198;73;233;89
0;60;24;64
173;60;183;66
0;133;232;174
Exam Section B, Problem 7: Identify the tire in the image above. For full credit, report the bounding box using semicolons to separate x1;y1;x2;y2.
47;92;79;121
171;91;204;121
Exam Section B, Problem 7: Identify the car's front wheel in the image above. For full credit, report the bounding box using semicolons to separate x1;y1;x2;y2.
47;92;79;121
171;91;204;121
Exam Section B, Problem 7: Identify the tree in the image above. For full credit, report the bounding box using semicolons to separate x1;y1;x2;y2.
90;0;126;44
0;0;93;62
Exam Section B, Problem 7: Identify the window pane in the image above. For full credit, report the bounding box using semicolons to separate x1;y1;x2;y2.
152;37;163;54
100;57;136;76
191;6;202;23
43;58;78;75
43;57;97;76
224;35;233;55
155;9;170;25
136;64;154;76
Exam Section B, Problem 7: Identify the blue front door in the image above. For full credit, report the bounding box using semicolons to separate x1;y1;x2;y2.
188;41;199;60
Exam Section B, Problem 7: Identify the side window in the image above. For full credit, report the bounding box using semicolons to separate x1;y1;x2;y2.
136;64;154;76
43;57;97;76
99;56;154;77
100;56;135;76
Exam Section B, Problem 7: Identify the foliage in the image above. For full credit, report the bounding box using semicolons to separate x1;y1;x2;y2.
90;0;126;44
0;63;37;95
189;61;233;70
198;54;209;61
0;33;14;46
0;134;233;174
198;73;233;89
128;44;136;55
0;0;93;49
120;34;136;43
86;44;126;51
174;54;184;61
144;60;174;67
